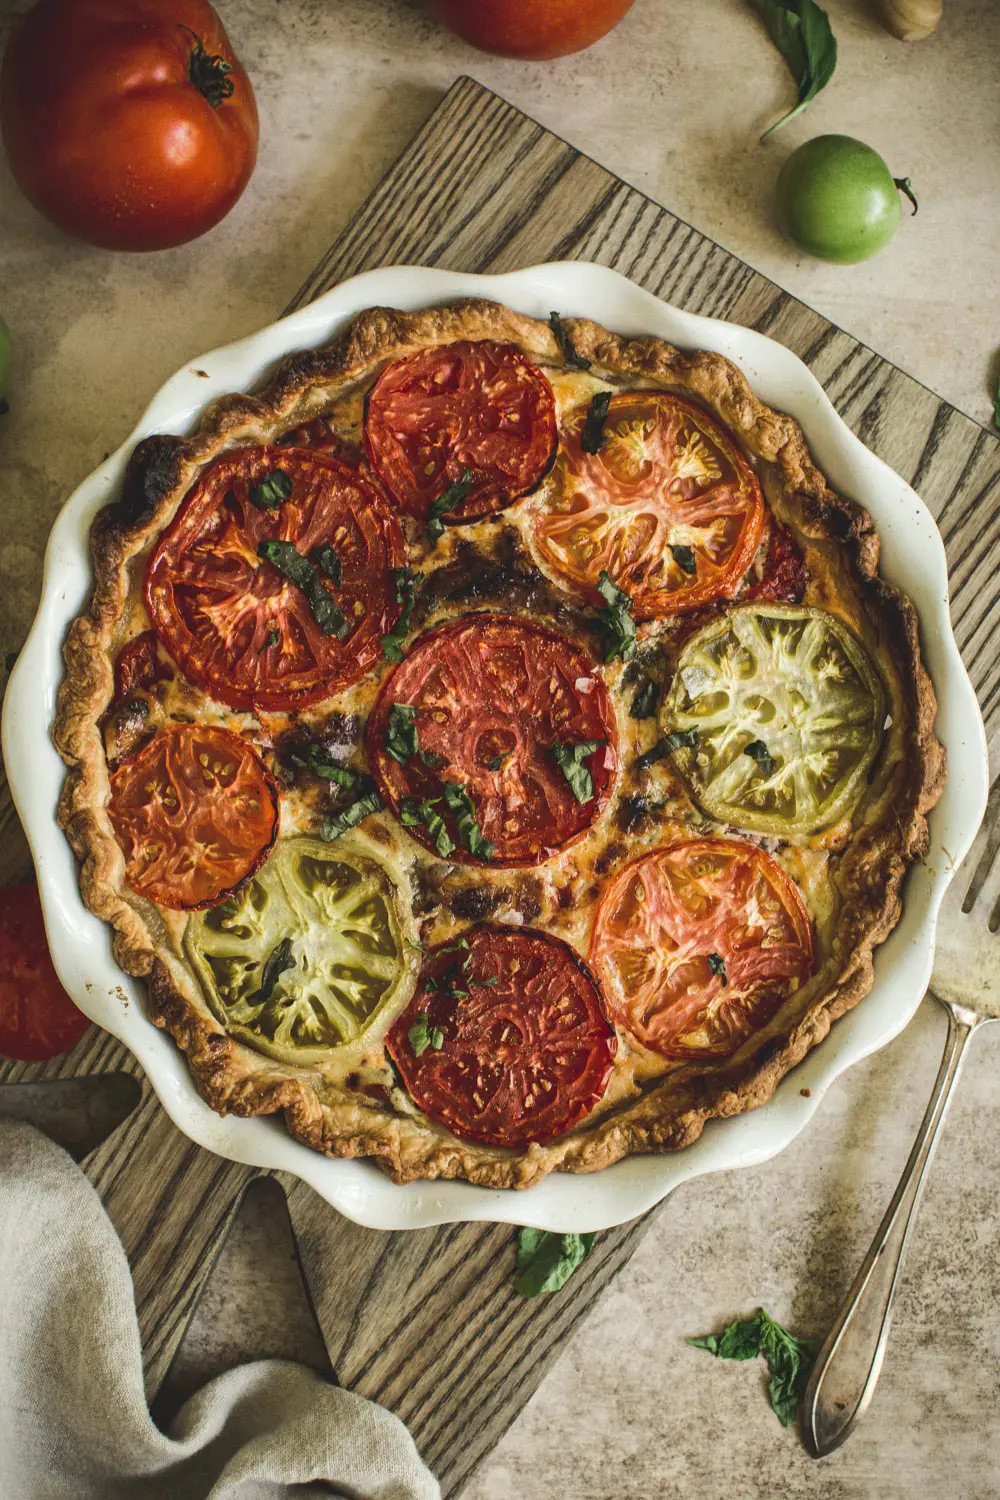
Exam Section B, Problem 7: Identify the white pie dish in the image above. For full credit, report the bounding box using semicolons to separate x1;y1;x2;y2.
2;261;987;1233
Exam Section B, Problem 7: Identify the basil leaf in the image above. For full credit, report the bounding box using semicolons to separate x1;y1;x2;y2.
548;311;591;371
636;727;699;769
321;786;382;840
707;952;728;986
258;626;280;653
381;567;419;663
669;543;697;575
248;470;293;509
386;703;420;764
690;1308;814;1427
309;543;342;587
306;743;360;790
751;0;837;140
250;937;295;1005
441;780;495;859
581;390;612;454
515;1227;597;1298
257;540;349;639
551;740;602;805
485;750;512;771
427;469;476;543
401;796;455;858
420;749;449;770
744;738;776;777
408;1012;444;1057
595;570;637;663
629;678;658;720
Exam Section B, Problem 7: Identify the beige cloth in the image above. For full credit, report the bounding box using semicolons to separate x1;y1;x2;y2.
0;1119;441;1500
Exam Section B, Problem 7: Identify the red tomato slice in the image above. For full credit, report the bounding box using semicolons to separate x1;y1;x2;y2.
108;724;279;910
533;392;765;618
744;517;808;604
364;340;557;524
113;630;171;699
0;884;90;1062
145;446;405;712
387;926;616;1148
591;838;815;1060
368;614;619;865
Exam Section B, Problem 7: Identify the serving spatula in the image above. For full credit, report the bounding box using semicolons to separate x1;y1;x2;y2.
804;774;1000;1455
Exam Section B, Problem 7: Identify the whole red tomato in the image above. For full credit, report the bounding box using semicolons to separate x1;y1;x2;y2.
0;0;258;252
424;0;637;59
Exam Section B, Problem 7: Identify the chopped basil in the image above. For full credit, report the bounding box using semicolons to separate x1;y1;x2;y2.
306;743;360;790
406;938;425;952
636;727;700;770
436;937;471;958
309;543;343;587
381;567;419;663
248;470;293;509
744;739;776;777
551;740;602;805
669;543;698;575
441;780;495;860
386;703;420;764
484;750;512;771
427;469;476;543
515;1227;597;1298
581;390;612;454
257;540;349;639
689;1308;815;1427
595;570;637;663
629;678;658;720
401;796;455;858
548;311;591;371
250;937;295;1005
707;952;728;986
420;749;450;770
408;1012;444;1056
258;626;280;653
321;785;382;841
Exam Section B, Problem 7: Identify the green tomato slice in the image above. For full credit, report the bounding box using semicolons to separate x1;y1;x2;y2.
661;604;885;836
185;835;417;1064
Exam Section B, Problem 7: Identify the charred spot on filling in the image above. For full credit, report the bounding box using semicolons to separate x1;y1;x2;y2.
593;842;627;876
102;696;152;767
615;795;649;835
419;531;586;628
510;876;543;923
272;714;361;784
449;883;507;923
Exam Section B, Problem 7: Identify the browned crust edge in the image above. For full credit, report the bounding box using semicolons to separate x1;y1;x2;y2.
52;299;946;1190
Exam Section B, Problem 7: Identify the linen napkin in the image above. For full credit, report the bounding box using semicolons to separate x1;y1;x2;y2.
0;1118;441;1500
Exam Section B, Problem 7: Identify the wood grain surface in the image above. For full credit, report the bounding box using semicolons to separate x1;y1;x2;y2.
2;76;998;1498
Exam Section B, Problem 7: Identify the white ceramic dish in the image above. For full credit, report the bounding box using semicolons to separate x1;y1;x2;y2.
3;262;987;1233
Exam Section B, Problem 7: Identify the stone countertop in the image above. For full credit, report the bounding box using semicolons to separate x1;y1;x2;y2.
3;1;999;1494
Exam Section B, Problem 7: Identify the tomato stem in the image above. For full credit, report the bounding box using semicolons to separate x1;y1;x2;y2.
179;25;234;109
894;177;919;216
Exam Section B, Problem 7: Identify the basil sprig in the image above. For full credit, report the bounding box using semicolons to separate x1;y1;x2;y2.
752;0;837;141
381;567;419;664
689;1308;815;1427
548;311;591;371
321;784;383;841
386;703;419;764
248;470;293;509
257;540;349;639
580;390;612;454
515;1227;597;1298
744;739;776;777
636;727;699;770
249;937;295;1006
441;780;494;859
427;469;476;543
401;796;454;857
408;1012;444;1056
595;570;637;663
551;740;602;805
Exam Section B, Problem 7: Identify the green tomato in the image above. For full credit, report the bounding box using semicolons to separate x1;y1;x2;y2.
0;316;11;406
776;136;916;265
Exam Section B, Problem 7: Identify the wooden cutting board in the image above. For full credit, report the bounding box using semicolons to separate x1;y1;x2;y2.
2;75;998;1498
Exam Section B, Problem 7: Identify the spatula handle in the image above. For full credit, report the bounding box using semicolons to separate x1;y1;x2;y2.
803;998;980;1456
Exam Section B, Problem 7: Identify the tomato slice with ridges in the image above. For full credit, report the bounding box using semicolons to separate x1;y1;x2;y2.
533;391;765;618
364;340;557;524
145;446;405;712
0;884;91;1061
368;613;619;865
387;926;616;1148
591;838;815;1060
108;723;279;911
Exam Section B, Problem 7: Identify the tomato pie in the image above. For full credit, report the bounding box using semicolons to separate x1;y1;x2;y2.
53;300;945;1188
